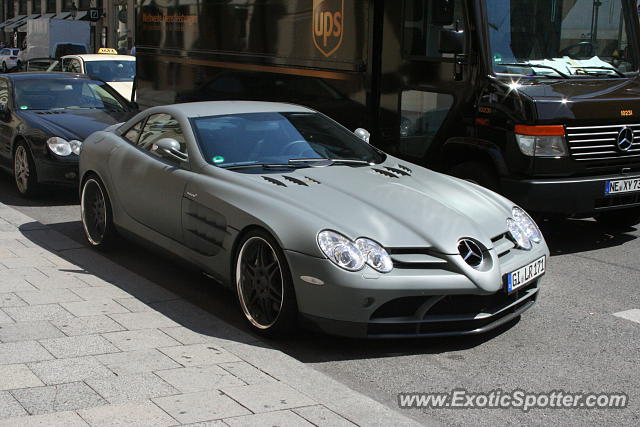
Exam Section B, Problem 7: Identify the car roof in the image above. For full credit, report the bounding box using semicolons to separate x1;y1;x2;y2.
63;54;135;61
4;72;92;80
156;101;316;117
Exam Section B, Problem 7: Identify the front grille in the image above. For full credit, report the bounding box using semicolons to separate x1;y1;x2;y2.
566;124;640;162
595;192;640;209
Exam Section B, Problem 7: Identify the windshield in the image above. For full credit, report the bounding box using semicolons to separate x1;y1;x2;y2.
14;78;130;111
487;0;638;77
85;60;135;82
192;112;385;168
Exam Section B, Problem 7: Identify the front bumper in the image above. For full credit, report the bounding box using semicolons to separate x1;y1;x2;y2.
501;173;640;216
35;157;79;186
285;237;547;338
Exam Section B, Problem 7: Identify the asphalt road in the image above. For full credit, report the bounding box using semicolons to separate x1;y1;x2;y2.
1;174;639;426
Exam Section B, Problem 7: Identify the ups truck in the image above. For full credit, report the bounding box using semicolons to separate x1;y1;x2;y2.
135;0;640;226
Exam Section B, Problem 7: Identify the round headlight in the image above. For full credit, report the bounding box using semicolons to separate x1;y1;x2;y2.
317;230;365;271
69;140;82;155
46;137;72;156
356;238;393;273
507;218;531;250
512;206;542;244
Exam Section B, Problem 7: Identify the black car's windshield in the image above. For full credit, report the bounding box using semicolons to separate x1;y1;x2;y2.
192;112;385;168
487;0;638;78
13;78;129;111
85;60;135;82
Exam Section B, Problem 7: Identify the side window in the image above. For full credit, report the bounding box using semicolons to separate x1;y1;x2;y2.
399;90;454;158
123;120;144;145
0;79;9;109
137;114;188;164
403;0;465;58
0;49;8;56
63;58;82;73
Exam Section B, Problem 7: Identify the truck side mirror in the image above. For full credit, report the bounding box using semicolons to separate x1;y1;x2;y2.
439;29;464;55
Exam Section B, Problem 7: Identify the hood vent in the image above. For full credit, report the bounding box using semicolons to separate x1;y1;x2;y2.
397;164;412;175
283;176;308;186
262;176;287;187
304;176;321;184
372;168;400;178
36;111;67;115
385;166;410;177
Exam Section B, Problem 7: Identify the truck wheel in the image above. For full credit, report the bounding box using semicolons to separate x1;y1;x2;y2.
595;208;640;228
450;161;499;191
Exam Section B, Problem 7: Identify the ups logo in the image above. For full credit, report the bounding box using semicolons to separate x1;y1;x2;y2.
313;0;344;57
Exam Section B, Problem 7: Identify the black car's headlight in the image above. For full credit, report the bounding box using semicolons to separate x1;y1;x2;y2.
47;137;82;156
317;230;393;273
507;207;542;250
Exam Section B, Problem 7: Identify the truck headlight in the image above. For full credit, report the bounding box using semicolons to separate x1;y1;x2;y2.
515;125;568;157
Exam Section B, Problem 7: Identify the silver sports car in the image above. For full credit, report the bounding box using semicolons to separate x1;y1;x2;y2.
79;101;549;338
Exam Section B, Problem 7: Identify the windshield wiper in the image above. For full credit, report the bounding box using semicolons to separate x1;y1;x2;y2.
498;63;570;79
222;163;309;170
288;158;373;166
570;65;625;78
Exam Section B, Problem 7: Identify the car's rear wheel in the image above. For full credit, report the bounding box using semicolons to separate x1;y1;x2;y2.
13;142;40;197
235;230;298;336
595;207;640;228
81;176;116;249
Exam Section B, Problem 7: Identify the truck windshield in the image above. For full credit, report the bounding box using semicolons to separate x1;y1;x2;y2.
487;0;638;78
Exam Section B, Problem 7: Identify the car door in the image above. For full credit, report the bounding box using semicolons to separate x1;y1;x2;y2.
0;78;15;167
109;113;193;243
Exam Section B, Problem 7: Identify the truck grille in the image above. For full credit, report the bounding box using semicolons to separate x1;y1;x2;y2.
566;124;640;162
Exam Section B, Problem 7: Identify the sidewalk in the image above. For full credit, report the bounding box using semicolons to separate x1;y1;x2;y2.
0;202;425;427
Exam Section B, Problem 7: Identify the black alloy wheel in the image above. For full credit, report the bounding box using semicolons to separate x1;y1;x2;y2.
13;142;40;197
81;177;116;249
235;231;297;335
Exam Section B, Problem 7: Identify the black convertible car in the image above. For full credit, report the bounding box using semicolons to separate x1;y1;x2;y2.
0;73;137;196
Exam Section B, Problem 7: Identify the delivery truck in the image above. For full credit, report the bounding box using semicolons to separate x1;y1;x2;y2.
21;18;90;64
135;0;640;226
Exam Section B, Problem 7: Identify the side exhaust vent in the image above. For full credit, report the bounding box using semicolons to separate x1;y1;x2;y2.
384;166;410;177
262;176;287;187
372;168;400;178
282;176;308;186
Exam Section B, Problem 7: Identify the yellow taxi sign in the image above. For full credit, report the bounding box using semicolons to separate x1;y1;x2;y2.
97;48;118;54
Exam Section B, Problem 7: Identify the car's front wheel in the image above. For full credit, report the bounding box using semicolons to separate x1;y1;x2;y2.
13;142;40;197
1;62;7;73
81;176;116;249
235;230;298;336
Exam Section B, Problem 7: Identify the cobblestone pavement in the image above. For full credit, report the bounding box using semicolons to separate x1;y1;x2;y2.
0;202;425;427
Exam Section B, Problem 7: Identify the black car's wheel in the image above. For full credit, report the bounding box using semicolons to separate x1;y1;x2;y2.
13;142;40;197
235;230;298;336
451;161;499;191
81;176;116;249
595;208;640;228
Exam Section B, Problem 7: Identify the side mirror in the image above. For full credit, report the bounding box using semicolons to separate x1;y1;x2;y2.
439;29;464;55
153;138;188;163
354;128;370;144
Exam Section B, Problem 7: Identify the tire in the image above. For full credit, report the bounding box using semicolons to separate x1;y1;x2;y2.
234;229;298;336
450;161;499;191
13;141;40;197
595;207;640;228
80;176;117;249
1;62;7;73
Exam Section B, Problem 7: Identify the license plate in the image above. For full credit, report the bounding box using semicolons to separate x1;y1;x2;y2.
506;256;546;293
605;178;640;195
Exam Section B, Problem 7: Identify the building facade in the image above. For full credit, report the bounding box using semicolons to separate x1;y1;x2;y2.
0;0;135;53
